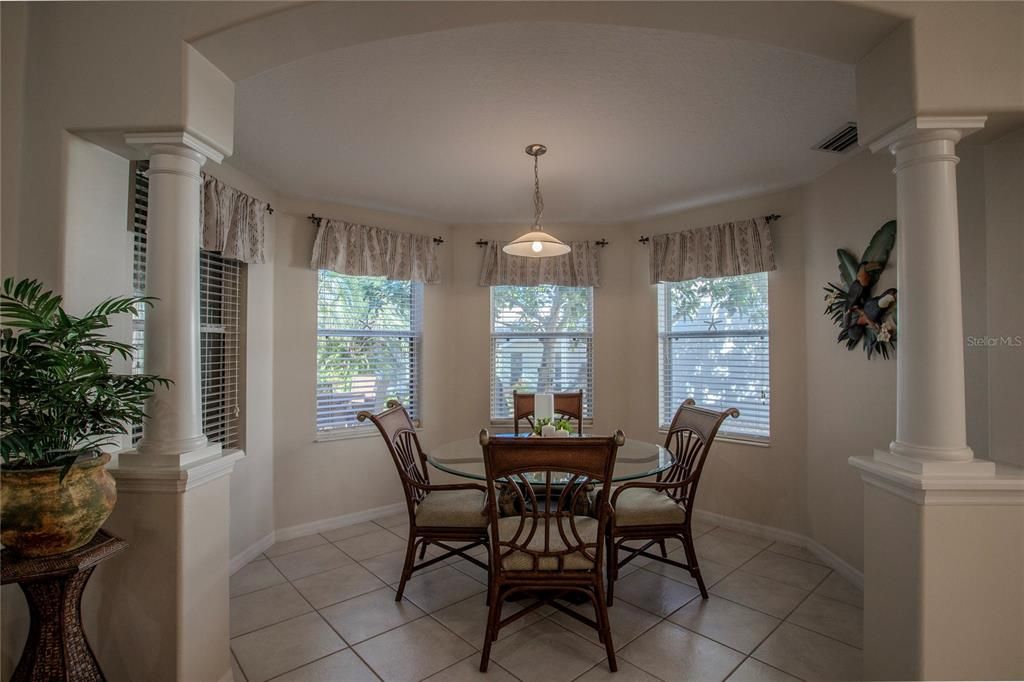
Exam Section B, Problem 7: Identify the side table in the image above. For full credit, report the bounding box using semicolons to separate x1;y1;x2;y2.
1;530;128;681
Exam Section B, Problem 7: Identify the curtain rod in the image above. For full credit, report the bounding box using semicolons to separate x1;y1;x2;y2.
307;214;445;245
637;213;780;245
475;239;609;248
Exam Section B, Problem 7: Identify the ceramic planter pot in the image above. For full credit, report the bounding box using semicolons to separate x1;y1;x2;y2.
1;452;117;557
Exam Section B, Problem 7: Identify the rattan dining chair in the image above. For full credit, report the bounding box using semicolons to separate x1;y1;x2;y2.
512;390;584;435
357;400;489;601
478;430;623;673
606;399;739;604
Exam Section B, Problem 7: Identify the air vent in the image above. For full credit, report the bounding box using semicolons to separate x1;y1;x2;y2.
814;123;858;153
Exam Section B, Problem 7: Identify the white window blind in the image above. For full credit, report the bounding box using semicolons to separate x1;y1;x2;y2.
130;161;245;449
316;272;422;433
199;252;244;447
490;285;593;421
658;273;770;440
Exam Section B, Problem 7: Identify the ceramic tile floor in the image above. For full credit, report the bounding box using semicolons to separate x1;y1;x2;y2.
230;520;863;682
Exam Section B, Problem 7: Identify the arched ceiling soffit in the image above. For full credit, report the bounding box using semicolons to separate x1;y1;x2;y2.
192;2;904;81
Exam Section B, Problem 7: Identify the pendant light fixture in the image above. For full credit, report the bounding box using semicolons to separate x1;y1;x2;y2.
503;144;571;258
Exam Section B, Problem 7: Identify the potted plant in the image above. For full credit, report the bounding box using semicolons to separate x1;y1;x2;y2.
1;278;169;557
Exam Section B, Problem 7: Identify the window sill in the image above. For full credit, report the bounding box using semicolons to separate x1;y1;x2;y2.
657;429;771;448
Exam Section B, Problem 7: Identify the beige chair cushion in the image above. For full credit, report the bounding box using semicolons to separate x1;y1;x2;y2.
415;490;487;528
613;488;686;526
495;516;599;571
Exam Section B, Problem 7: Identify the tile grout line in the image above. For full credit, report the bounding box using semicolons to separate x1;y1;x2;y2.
619;538;815;681
738;547;836;681
235;526;860;682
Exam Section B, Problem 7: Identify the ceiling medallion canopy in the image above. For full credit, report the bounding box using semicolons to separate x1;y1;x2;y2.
503;144;571;258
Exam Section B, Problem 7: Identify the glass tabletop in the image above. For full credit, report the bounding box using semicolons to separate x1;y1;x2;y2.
426;434;674;483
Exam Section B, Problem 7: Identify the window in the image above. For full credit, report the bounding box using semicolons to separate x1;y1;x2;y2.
490;285;593;421
658;273;770;440
316;272;422;434
130;162;245;449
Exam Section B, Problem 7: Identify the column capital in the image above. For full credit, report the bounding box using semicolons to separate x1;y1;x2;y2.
868;116;987;154
124;130;225;165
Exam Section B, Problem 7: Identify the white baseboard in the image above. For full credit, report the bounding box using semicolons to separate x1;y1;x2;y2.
229;501;407;575
230;531;276;575
692;509;864;590
230;502;864;590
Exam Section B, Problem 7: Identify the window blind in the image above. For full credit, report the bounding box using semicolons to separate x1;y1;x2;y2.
200;252;243;447
490;285;594;421
130;161;245;449
316;272;422;433
129;163;148;444
658;273;770;440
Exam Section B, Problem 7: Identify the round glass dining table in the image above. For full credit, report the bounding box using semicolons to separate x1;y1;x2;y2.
426;434;674;483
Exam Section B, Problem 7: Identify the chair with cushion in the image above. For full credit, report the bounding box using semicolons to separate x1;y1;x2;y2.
606;399;739;604
478;430;622;672
358;400;489;601
512;390;584;435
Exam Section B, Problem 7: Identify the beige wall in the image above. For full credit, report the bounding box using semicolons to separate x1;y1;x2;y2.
982;129;1024;467
803;150;898;569
856;2;1024;145
204;160;280;559
270;199;452;532
264;132;1018;569
269;187;810;542
625;189;809;537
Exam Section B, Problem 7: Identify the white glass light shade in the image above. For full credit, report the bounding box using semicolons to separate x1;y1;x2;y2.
502;230;571;258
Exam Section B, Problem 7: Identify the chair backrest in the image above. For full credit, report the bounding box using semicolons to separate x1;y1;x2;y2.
659;399;740;509
357;400;430;510
480;431;622;574
512;391;584;435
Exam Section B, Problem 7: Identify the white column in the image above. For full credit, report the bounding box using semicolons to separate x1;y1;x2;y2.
123;132;224;466
851;116;1024;681
98;131;241;682
867;117;992;473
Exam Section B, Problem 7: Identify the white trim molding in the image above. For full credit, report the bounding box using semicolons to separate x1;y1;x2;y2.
867;115;987;154
124;129;226;164
230;501;407;575
110;448;243;494
692;509;864;590
850;453;1024;506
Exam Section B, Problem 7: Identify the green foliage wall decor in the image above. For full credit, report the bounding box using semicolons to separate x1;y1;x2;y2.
823;221;898;359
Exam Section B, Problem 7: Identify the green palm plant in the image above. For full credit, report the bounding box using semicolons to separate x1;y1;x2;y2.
1;277;170;473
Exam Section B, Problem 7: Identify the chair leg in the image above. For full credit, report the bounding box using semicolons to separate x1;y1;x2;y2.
594;582;617;672
395;534;418;601
480;586;502;672
419;540;429;560
658;539;669;558
683;534;708;599
605;534;617;606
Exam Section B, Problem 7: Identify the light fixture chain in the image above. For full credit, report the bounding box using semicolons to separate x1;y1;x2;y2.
533;153;544;228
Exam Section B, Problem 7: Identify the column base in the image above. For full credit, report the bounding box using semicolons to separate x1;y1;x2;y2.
888;439;976;465
113;444;229;486
135;434;214;462
849;454;1024;680
876;447;994;477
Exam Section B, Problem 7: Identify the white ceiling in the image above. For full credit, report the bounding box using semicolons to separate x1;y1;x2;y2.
232;21;858;224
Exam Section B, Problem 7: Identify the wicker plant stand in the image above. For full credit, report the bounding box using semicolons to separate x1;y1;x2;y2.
1;530;127;682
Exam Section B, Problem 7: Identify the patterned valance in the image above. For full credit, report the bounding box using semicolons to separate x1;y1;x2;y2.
649;217;776;284
478;240;600;287
311;220;440;284
202;174;270;264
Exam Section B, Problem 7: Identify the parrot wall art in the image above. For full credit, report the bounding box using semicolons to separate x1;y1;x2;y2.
824;221;897;359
